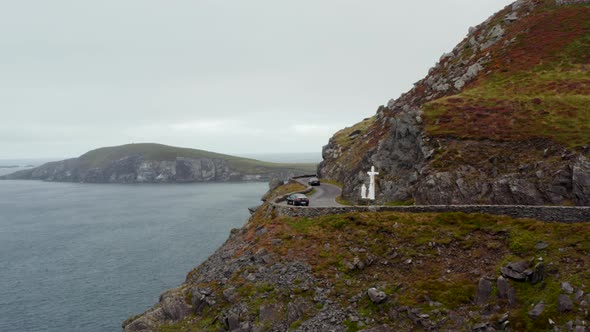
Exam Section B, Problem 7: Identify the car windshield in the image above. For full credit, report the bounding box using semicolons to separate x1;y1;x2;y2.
293;194;307;198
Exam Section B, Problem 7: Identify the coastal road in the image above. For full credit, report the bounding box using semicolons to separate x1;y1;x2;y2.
280;177;342;208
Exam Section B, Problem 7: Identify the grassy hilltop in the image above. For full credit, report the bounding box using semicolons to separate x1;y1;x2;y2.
77;143;317;176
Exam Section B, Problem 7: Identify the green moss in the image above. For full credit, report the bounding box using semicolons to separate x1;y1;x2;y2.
384;199;415;206
343;319;361;332
332;117;376;148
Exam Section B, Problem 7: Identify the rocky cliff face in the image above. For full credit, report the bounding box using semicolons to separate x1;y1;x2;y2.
3;155;274;183
318;0;590;206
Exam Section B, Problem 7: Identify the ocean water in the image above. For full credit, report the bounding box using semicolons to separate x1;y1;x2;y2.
0;180;267;332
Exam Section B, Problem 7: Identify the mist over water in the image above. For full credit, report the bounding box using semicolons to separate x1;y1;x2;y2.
0;180;267;332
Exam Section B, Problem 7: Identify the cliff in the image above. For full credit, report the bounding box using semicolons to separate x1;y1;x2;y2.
123;181;590;331
318;0;590;206
1;143;317;183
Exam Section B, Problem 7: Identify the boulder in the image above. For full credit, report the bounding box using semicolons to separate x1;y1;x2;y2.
367;288;388;304
497;276;510;300
160;292;191;321
191;288;215;314
223;313;241;331
501;260;530;281
530;262;545;284
535;242;548;250
528;302;545;320
475;278;493;305
558;294;573;312
561;282;575;294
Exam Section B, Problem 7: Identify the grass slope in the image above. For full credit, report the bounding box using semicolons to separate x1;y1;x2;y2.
425;3;590;149
78;143;317;175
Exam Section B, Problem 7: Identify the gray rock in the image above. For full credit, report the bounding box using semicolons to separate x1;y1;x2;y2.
505;13;518;22
497;276;511;300
123;307;166;332
567;321;575;331
464;63;484;81
367;288;388;304
191;288;214;314
562;282;575;294
481;25;505;50
160;291;191;321
531;262;545;284
529;302;545;320
512;0;526;10
223;313;241;331
558;294;574;312
454;79;466;90
475;278;493;305
501;261;530;281
574;289;585;303
535;241;549;250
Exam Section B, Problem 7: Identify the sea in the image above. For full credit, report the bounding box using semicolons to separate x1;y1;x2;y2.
0;153;320;332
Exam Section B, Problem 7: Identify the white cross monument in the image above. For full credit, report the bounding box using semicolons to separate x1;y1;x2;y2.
367;166;379;200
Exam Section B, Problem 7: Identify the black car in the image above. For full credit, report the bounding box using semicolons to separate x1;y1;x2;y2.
286;193;310;206
308;177;320;186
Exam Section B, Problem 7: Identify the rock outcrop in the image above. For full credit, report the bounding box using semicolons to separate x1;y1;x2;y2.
3;156;244;183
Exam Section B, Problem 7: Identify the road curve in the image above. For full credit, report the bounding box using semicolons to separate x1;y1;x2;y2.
280;177;343;208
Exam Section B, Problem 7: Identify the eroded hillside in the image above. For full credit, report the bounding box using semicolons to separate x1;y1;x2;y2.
318;0;590;206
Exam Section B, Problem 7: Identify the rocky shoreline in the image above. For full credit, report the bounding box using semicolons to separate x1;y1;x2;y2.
0;155;297;183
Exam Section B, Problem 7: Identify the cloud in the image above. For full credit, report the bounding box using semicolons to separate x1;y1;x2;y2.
291;124;345;136
0;0;515;158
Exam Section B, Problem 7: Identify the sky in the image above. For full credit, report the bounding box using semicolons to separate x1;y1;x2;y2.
0;0;514;159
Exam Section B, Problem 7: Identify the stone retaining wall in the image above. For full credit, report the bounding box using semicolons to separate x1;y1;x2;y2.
272;180;590;223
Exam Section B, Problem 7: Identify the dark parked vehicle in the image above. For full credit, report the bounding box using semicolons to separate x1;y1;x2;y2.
286;193;310;206
308;177;321;186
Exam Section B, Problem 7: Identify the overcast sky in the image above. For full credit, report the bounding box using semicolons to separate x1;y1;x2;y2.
0;0;514;159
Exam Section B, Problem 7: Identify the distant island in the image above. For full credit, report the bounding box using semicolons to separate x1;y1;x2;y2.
0;143;317;183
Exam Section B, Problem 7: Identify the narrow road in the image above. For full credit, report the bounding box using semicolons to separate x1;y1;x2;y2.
280;177;342;208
